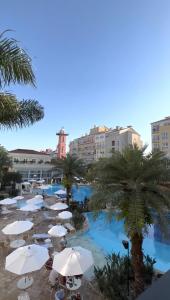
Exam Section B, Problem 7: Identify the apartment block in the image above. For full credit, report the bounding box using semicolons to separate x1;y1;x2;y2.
69;125;142;164
151;116;170;158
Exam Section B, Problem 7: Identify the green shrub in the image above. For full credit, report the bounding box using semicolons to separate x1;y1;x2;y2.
72;210;85;230
94;253;156;300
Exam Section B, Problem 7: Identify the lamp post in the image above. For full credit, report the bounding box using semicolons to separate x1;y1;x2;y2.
122;240;130;297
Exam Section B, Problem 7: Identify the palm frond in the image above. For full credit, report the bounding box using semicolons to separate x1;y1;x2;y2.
0;31;35;87
0;92;44;129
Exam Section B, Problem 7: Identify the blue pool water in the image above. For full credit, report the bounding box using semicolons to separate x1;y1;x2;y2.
40;184;92;202
84;212;170;272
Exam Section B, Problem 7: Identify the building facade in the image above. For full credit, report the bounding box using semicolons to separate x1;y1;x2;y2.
56;128;68;159
151;116;170;158
69;125;142;164
105;126;142;158
8;149;54;181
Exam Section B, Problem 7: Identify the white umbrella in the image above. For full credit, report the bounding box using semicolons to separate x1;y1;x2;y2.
36;179;45;184
5;244;49;275
19;204;39;212
29;179;37;182
52;246;94;276
48;225;67;237
26;198;43;205
38;185;51;190
0;198;16;205
22;182;31;186
34;195;43;199
58;211;72;220
2;221;33;235
12;196;25;201
49;203;68;211
54;189;66;195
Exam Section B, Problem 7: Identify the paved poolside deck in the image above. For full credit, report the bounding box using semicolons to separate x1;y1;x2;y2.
0;195;103;300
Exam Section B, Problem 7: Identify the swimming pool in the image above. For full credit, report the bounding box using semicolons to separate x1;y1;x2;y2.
36;184;92;202
68;212;170;272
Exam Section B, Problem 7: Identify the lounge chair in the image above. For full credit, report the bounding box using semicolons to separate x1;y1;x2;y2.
43;211;56;221
18;292;30;300
64;223;76;233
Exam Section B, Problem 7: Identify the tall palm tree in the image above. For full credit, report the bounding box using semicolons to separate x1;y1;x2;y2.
52;154;85;205
0;30;44;128
90;145;170;297
0;145;12;181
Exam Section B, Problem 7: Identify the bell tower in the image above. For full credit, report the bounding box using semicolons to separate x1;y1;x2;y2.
56;128;68;159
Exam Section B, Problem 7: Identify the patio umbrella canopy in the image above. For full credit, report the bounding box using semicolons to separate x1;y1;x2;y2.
5;244;49;275
49;203;68;211
48;225;67;237
38;185;51;190
12;196;25;201
34;195;43;199
53;246;94;276
0;198;17;205
19;204;39;212
58;211;72;220
2;221;33;235
26;198;43;205
54;190;66;195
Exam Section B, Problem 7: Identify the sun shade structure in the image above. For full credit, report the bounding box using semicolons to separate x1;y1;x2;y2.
2;221;33;235
0;198;17;205
54;189;66;195
19;204;39;212
5;244;49;275
12;196;25;201
49;203;68;211
38;185;51;190
34;195;43;199
48;225;67;237
52;246;94;276
26;198;43;205
58;211;72;219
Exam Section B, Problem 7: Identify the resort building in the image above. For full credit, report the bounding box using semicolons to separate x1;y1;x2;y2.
151;116;170;158
56;128;68;159
105;126;142;158
8;149;54;181
69;125;142;164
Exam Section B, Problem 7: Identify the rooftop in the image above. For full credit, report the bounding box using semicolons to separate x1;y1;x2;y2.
9;149;49;155
151;116;170;125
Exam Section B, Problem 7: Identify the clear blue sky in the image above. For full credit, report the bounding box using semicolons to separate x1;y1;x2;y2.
1;0;170;151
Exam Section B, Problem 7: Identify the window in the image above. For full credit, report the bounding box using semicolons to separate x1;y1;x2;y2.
161;132;168;139
152;125;160;133
112;140;115;146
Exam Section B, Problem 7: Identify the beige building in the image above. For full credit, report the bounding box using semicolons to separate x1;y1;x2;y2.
151;116;170;157
105;126;142;158
9;149;54;181
69;125;142;164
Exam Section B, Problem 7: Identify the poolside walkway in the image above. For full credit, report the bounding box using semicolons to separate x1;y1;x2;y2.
0;195;103;300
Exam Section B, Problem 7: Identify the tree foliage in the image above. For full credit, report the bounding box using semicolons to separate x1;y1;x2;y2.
0;30;44;129
0;145;12;181
90;145;170;296
52;154;85;204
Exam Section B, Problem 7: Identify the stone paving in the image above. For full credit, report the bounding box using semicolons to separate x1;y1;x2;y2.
0;196;103;300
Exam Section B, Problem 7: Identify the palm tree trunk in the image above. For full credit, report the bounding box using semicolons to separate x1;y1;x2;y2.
66;186;71;206
131;232;145;297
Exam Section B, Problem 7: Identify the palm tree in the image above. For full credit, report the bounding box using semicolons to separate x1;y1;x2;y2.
90;145;170;297
0;145;12;181
52;154;85;205
0;30;44;128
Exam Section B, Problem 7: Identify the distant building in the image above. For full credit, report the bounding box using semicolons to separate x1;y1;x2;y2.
56;128;68;159
69;125;142;164
105;126;142;158
151;116;170;158
8;149;54;181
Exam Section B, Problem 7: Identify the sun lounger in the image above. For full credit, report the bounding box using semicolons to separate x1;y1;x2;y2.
64;223;76;233
43;211;56;220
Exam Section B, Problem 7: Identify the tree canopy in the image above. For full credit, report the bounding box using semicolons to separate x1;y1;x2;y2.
0;30;44;129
